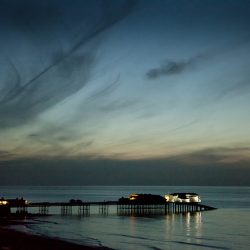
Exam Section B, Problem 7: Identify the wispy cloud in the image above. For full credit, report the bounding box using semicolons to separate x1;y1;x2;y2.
87;75;121;102
146;55;206;80
0;0;137;128
0;51;95;127
215;77;250;101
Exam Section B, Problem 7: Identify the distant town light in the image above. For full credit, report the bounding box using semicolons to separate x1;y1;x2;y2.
0;200;8;205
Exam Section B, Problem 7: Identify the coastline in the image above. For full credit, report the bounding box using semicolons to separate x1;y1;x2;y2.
0;219;113;250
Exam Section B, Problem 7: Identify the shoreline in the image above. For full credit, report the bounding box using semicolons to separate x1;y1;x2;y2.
0;218;113;250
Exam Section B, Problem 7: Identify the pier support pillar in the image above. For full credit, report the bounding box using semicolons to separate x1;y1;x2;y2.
38;205;49;215
61;205;72;216
16;206;28;215
78;204;90;216
99;203;109;215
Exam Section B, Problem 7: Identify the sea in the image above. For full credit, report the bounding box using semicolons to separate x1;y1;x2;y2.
1;186;250;250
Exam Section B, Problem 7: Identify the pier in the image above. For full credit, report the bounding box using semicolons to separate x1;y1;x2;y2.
6;200;216;216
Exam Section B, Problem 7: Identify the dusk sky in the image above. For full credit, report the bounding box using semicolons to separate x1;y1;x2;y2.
0;0;250;185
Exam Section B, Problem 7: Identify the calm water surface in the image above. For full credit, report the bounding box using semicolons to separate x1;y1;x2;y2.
1;186;250;250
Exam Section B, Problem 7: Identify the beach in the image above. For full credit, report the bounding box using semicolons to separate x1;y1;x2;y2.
0;223;112;250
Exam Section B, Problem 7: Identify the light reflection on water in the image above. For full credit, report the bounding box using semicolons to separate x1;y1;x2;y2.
2;186;250;250
163;212;203;249
27;210;241;250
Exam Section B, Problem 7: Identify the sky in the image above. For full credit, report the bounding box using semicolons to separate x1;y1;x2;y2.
0;0;250;185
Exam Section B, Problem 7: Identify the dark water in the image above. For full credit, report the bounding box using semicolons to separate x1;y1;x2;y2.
1;186;250;249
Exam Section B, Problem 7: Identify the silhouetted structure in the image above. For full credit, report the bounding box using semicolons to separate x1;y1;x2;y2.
119;193;166;204
0;198;10;216
117;193;212;216
0;206;10;216
3;194;216;216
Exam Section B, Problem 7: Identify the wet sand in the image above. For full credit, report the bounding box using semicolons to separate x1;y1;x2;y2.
0;224;112;250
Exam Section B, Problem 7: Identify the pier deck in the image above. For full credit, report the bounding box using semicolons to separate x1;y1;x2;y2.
8;200;216;216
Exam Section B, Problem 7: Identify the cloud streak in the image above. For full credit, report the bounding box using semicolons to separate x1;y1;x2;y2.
0;0;137;128
146;55;206;80
0;52;95;127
